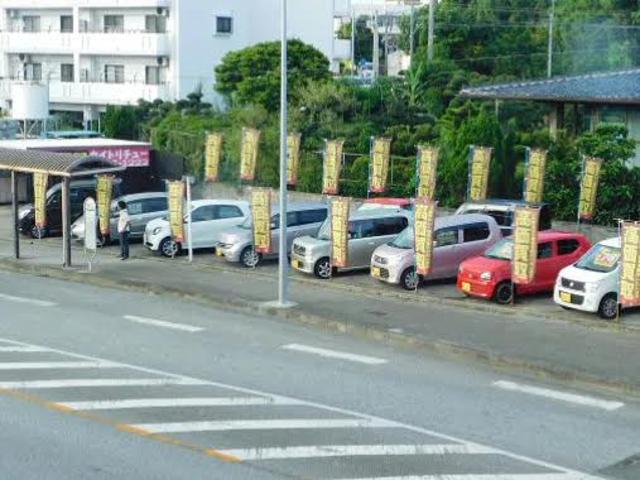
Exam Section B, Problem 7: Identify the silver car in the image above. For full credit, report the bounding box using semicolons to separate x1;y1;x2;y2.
72;192;168;245
291;208;410;279
370;214;502;290
216;203;328;267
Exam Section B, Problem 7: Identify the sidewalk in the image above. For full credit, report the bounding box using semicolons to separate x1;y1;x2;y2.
1;236;639;398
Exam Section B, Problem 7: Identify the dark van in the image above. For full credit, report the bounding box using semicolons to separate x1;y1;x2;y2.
455;199;552;236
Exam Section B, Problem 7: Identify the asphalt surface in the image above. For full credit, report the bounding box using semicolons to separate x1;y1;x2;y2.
0;271;638;479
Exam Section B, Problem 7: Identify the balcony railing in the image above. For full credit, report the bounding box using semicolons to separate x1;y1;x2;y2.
48;80;172;105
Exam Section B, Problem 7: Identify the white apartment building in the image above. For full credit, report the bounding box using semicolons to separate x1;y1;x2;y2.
0;0;352;126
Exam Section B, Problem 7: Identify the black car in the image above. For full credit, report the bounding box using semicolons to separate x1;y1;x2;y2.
455;199;552;237
18;179;119;238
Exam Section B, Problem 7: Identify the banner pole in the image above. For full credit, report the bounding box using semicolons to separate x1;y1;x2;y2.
367;136;373;199
185;176;193;263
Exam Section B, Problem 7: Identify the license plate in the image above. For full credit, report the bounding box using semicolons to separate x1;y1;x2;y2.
292;259;302;269
372;267;381;278
461;282;471;293
560;291;572;303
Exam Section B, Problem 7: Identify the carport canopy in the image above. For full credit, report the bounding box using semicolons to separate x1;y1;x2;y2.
0;147;126;267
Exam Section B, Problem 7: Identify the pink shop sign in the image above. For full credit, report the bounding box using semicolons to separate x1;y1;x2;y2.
88;146;150;167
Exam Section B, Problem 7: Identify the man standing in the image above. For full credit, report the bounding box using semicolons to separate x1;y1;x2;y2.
117;200;131;260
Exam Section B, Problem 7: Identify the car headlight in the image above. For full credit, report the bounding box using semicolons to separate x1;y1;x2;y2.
152;227;162;235
480;271;492;281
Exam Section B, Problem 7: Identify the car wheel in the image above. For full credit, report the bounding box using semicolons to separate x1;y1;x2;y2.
598;293;619;320
30;225;46;239
400;267;421;290
160;237;180;257
314;257;332;279
494;281;514;305
97;232;110;247
240;247;261;268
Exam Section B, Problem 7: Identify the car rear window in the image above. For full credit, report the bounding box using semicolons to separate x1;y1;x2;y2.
216;205;243;219
537;242;553;259
462;222;490;242
436;228;458;247
297;209;327;225
143;197;168;213
557;238;580;255
373;216;408;237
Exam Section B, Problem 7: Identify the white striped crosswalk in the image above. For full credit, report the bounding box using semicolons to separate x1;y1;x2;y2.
0;336;606;480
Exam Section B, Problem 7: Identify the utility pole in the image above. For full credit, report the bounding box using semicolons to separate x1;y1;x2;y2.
547;0;556;78
351;7;356;74
427;0;435;62
409;4;415;67
372;11;379;79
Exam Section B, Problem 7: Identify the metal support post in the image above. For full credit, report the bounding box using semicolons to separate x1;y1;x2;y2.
62;177;71;267
11;171;19;259
427;0;435;62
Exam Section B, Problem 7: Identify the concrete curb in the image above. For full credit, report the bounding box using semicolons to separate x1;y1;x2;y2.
1;258;639;399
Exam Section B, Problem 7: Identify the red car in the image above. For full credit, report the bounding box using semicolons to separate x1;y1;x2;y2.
457;231;591;304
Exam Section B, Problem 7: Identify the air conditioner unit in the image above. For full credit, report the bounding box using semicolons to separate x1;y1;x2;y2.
156;7;169;17
156;56;169;67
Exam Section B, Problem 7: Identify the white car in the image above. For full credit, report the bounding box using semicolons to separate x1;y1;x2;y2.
553;237;621;320
144;199;250;257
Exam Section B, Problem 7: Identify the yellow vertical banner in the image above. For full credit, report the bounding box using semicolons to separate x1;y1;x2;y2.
204;132;224;182
468;146;492;202
620;222;640;307
96;175;114;236
167;180;185;243
416;146;439;200
370;137;392;193
251;188;272;254
524;148;547;204
33;172;48;229
512;206;540;285
323;139;344;195
414;198;437;276
287;133;302;187
331;196;350;268
240;127;261;181
578;156;603;222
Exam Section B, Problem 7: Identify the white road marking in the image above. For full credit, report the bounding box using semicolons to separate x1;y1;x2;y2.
281;343;388;365
221;444;495;461
493;380;625;411
61;396;300;411
135;418;397;434
0;361;116;370
0;346;48;352
330;474;597;480
0;336;606;480
0;293;56;307
0;378;206;390
123;315;204;333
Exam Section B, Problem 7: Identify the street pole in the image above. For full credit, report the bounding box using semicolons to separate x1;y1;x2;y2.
372;11;379;79
409;4;415;68
547;0;555;78
351;7;356;75
427;0;435;62
184;176;193;263
278;0;290;307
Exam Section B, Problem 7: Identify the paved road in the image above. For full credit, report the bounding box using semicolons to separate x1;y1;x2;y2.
0;271;638;479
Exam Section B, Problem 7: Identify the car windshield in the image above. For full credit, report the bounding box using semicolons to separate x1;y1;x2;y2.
313;219;331;241
484;238;513;260
389;227;413;249
575;243;620;273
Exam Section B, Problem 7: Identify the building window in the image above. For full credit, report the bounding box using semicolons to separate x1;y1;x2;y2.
60;15;73;33
215;16;233;34
104;64;124;84
23;16;41;33
24;63;42;81
145;15;166;33
145;66;160;85
103;15;124;33
61;64;74;82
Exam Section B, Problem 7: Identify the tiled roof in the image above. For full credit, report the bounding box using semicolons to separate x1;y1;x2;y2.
459;69;640;105
0;148;124;177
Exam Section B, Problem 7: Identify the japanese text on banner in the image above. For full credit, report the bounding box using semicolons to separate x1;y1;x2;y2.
240;128;261;181
370;137;392;193
468;146;492;202
578;157;603;221
204;133;224;182
524;148;547;204
97;175;114;236
416;146;439;200
323;140;344;195
251;189;272;254
287;133;302;187
33;172;48;229
414;198;437;276
331;197;350;268
167;181;185;243
620;222;640;307
512;206;540;285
